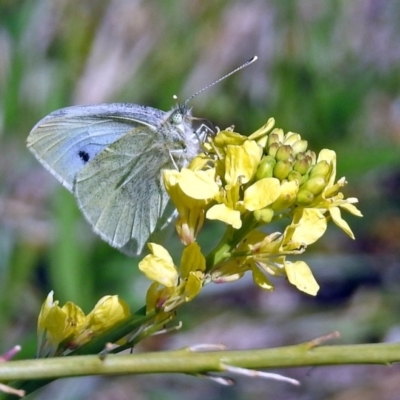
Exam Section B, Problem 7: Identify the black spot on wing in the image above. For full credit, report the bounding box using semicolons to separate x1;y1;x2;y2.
78;150;90;163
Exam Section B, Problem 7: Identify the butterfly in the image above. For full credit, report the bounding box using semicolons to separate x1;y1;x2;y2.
27;56;257;255
27;103;200;255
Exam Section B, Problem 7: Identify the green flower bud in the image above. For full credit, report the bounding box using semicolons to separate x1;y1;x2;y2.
296;152;306;161
293;158;311;175
309;160;330;178
254;208;274;224
288;170;302;182
275;145;293;162
256;156;276;179
300;176;327;195
267;133;281;148
300;172;309;185
268;142;280;158
296;189;314;205
304;150;316;165
291;140;308;155
274;160;292;180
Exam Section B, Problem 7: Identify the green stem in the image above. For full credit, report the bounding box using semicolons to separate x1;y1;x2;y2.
205;213;257;271
2;341;400;398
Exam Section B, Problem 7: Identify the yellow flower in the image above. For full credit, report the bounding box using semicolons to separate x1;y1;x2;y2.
210;223;321;296
298;149;363;239
82;295;131;336
206;135;274;228
154;119;361;299
163;169;217;245
37;291;85;357
142;243;206;311
37;292;131;357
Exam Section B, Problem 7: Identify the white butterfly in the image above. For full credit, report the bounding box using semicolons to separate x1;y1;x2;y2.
27;103;199;255
27;56;257;255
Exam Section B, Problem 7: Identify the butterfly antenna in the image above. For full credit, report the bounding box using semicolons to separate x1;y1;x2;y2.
184;55;258;106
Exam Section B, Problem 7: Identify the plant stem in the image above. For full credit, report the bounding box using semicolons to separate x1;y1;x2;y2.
205;213;257;270
1;341;400;398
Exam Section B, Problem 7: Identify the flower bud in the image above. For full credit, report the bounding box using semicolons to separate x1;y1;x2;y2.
275;145;293;162
293;158;311;175
300;176;327;195
304;150;316;165
287;170;302;182
256;156;276;179
291;140;308;155
267;133;281;148
274;160;292;180
300;172;309;185
268;142;280;158
254;208;274;224
309;160;330;178
296;189;314;205
283;132;301;145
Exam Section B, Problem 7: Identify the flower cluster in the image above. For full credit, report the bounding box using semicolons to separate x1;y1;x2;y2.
37;291;130;357
140;118;362;309
36;117;362;356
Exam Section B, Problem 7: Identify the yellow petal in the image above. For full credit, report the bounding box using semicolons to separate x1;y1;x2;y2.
248;118;275;141
214;130;247;147
243;178;281;211
285;261;319;296
180;242;206;278
86;295;130;333
148;243;174;265
292;208;327;245
206;203;242;229
43;308;69;349
340;202;363;217
317;149;337;186
61;301;85;334
184;271;203;301
330;206;355;239
225;141;263;185
188;154;212;171
251;266;274;291
178;168;219;200
139;254;178;287
37;291;55;333
270;180;299;211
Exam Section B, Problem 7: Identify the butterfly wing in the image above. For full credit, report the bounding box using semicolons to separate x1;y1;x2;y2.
74;127;173;254
27;103;166;191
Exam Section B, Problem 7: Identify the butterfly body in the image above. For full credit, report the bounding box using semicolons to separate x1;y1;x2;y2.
27;103;200;254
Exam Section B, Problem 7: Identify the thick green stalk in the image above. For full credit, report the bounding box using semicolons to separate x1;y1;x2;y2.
1;341;400;398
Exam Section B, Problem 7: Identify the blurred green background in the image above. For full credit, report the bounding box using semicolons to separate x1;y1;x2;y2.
1;0;400;399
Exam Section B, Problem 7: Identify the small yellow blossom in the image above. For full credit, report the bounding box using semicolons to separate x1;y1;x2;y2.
37;291;85;357
163;169;213;245
84;296;131;335
142;243;206;312
305;150;363;239
37;292;131;357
